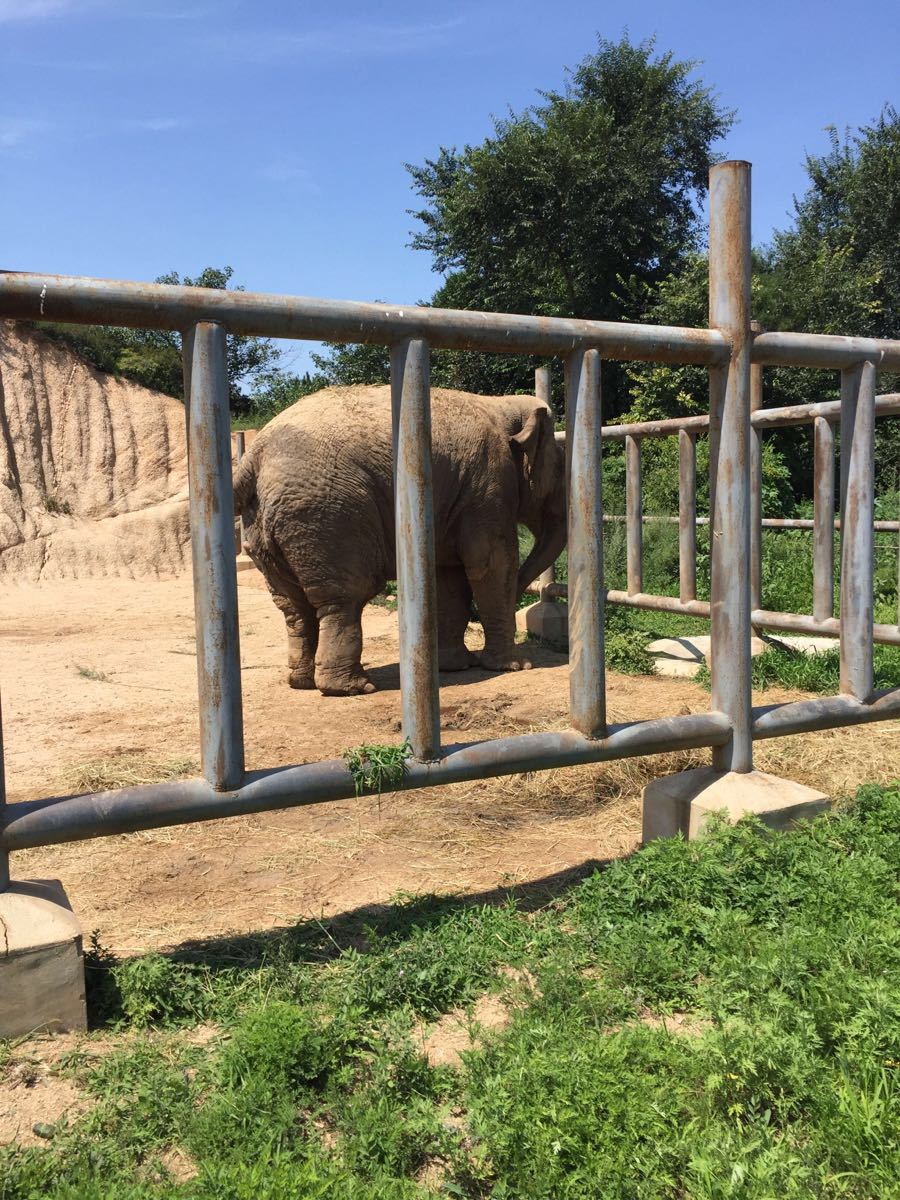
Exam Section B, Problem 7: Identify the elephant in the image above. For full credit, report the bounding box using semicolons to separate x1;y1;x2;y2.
232;384;566;696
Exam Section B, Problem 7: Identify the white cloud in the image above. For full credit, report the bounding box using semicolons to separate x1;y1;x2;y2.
0;116;48;148
212;16;466;63
125;117;183;132
259;160;315;185
0;0;77;20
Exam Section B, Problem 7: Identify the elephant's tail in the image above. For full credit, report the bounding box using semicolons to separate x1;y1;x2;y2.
232;451;257;515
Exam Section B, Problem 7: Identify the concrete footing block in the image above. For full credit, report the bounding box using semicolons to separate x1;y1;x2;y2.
642;767;831;844
0;880;87;1038
515;599;568;648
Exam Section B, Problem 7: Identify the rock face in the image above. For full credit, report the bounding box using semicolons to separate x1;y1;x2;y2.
0;321;191;581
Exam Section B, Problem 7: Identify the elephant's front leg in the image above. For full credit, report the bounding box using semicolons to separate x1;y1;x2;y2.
465;540;532;672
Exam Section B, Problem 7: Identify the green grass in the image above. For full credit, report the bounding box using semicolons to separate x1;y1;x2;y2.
3;786;899;1197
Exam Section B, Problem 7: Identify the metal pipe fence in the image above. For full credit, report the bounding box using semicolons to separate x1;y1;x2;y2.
1;158;899;881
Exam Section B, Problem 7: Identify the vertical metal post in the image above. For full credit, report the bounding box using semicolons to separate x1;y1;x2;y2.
0;691;9;890
678;429;697;603
708;161;753;773
839;361;876;700
390;338;441;760
625;434;643;594
185;322;245;791
749;321;763;612
566;349;605;738
534;366;556;600
813;416;835;621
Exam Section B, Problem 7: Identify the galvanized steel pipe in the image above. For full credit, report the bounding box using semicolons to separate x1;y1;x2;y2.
708;161;753;773
534;366;557;601
749;323;763;613
0;713;732;852
625;434;643;595
0;270;729;365
678;430;697;603
753;689;900;738
185;323;244;791
813;417;835;621
391;339;441;761
566;349;606;738
839;362;876;700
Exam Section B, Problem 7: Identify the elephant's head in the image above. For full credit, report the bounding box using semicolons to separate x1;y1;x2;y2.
509;401;567;600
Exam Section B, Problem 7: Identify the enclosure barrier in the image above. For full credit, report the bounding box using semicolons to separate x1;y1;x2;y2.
539;389;900;648
3;160;900;896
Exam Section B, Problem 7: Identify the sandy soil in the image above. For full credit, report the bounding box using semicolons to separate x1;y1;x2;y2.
2;572;899;956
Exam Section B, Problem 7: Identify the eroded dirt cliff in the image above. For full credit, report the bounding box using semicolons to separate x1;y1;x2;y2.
0;321;190;580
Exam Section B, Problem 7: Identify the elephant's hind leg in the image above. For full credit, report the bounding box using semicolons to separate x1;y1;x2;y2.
269;587;319;689
314;600;376;695
437;566;477;671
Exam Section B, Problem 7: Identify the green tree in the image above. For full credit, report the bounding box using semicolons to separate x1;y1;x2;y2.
627;107;900;497
317;35;733;411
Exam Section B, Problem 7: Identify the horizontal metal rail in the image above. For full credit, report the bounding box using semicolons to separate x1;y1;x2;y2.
0;713;730;852
4;271;900;370
544;585;900;645
596;514;900;532
0;271;728;365
585;393;900;442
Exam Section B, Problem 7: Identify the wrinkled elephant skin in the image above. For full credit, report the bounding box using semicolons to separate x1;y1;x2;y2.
233;385;566;696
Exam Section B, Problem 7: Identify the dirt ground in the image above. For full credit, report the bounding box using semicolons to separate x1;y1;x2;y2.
2;572;899;956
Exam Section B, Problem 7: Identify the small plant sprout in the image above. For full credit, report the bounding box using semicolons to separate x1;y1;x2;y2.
343;739;412;798
75;664;112;682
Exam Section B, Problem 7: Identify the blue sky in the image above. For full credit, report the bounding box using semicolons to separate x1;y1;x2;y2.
2;0;897;375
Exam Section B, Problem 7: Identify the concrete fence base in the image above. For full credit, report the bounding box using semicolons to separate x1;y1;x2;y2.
0;879;87;1039
642;767;830;843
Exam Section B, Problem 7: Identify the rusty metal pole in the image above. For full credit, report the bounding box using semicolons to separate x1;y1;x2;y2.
625;434;643;594
390;338;441;761
566;348;605;738
839;361;876;700
708;161;753;773
678;430;697;603
749;321;764;612
185;322;245;791
813;416;836;621
534;366;556;600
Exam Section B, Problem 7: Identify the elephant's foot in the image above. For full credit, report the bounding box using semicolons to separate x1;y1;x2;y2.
287;667;316;690
479;649;533;672
315;666;377;696
438;645;478;671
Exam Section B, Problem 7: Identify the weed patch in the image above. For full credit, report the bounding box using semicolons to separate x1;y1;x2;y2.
343;739;411;798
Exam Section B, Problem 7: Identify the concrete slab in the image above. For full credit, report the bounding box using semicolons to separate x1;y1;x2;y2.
642;767;830;844
515;599;569;649
0;880;87;1038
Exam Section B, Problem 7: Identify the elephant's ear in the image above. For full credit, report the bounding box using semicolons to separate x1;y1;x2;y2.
510;406;554;489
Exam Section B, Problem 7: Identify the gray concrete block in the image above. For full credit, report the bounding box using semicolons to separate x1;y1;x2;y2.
642;767;830;844
0;880;87;1038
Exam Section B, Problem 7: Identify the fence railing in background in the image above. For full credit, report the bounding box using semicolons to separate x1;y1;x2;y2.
2;160;900;894
540;388;900;648
541;390;900;646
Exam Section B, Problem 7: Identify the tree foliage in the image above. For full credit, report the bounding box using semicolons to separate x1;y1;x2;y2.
316;36;733;411
626;107;900;496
